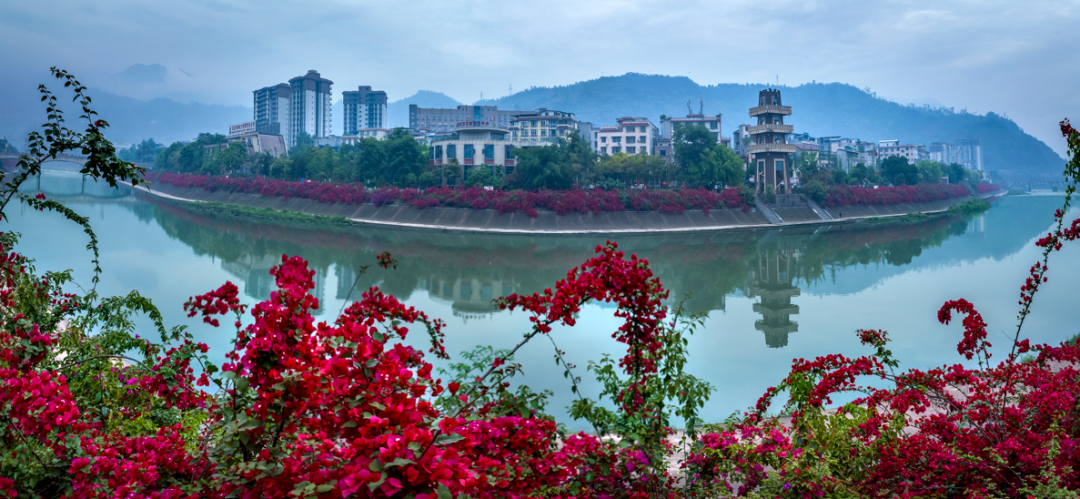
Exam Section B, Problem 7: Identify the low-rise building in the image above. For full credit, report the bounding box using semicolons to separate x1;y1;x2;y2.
660;112;723;163
342;129;392;145
878;140;926;165
593;117;659;155
510;108;578;142
226;121;287;157
409;105;530;133
428;125;543;181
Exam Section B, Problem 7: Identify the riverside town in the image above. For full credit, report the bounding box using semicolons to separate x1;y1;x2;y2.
2;2;1080;498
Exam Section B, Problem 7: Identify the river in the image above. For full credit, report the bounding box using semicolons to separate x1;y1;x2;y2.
6;170;1080;429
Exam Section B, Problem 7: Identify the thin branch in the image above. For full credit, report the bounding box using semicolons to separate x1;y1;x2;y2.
56;354;142;371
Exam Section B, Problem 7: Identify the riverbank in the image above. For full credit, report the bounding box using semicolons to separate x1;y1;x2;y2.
130;180;997;235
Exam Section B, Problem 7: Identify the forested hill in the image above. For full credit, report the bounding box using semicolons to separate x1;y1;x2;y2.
478;73;1064;180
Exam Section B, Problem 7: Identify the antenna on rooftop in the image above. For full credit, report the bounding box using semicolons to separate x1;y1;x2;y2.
509;84;512;96
699;99;704;115
686;100;692;114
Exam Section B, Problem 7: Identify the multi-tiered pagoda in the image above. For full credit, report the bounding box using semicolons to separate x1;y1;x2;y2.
748;88;796;194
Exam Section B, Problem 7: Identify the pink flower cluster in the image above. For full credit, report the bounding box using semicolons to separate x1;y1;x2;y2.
147;172;753;217
825;183;969;207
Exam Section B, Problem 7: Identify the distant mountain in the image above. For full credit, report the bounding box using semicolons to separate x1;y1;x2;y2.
118;63;168;84
387;91;461;128
0;87;250;148
477;73;1064;180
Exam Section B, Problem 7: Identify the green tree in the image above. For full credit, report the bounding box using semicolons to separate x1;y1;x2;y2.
803;179;827;205
916;160;944;184
850;162;871;184
880;156;918;186
465;166;494;187
831;166;851;185
794;150;820;179
444;159;463;187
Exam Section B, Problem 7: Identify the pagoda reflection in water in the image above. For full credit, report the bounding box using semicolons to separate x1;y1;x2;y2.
746;243;801;348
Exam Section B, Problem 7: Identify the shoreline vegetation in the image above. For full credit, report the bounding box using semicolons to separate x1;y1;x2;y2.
132;171;1003;234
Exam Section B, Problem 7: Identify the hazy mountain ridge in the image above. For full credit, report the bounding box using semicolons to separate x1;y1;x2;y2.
478;73;1064;180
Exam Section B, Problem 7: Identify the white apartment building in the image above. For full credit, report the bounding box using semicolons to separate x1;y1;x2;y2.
593;117;659;155
878;140;926;165
287;70;333;148
342;86;388;134
253;84;290;136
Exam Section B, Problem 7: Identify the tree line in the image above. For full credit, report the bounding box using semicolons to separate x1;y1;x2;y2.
149;123;749;191
791;149;985;205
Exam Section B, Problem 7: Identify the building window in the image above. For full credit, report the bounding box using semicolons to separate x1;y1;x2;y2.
483;144;494;159
660;149;667;156
639;126;646;132
464;144;474;159
505;145;513;158
531;121;537;126
612;147;621;153
541;130;547;136
709;121;718;130
447;144;456;158
601;136;607;143
600;146;607;153
639;136;646;143
612;136;621;143
627;146;636;154
626;136;635;144
531;130;538;137
776;159;785;170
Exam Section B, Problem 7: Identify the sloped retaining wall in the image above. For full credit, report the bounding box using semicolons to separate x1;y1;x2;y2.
135;182;979;235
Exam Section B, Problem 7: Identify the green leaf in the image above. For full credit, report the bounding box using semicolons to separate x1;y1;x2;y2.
383;457;414;468
316;484;333;493
436;483;454;499
434;433;465;446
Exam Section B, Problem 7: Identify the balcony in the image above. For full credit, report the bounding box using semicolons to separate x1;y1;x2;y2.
747;124;793;135
748;104;792;117
748;143;797;154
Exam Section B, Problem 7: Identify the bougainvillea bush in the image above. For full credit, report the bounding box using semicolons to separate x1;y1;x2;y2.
681;120;1080;498
979;182;1005;194
146;172;753;217
825;183;970;208
6;70;1080;499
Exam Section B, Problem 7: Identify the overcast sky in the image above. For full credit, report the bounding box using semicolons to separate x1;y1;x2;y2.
2;0;1078;155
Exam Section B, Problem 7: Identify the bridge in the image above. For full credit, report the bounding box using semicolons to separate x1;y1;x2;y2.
0;152;154;172
1002;180;1069;191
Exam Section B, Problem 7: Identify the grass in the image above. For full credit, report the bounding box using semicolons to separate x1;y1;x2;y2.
1008;188;1029;196
864;211;931;225
188;202;352;226
947;198;992;216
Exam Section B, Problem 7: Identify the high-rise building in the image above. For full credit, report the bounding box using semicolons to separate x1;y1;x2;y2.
253;84;290;136
748;88;796;194
953;137;983;171
288;70;333;148
342;86;388;134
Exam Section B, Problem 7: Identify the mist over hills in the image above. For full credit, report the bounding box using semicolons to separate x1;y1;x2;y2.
478;73;1065;180
0;85;249;149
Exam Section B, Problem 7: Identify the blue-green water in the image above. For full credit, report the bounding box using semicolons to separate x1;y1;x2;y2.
6;171;1080;428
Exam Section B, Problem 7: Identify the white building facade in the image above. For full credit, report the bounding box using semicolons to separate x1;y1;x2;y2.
593;117;659;155
288;70;333;148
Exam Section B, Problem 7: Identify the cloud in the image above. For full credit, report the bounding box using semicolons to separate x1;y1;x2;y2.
0;0;1077;154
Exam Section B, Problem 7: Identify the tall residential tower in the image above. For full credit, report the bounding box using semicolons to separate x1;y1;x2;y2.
342;86;388;134
253;83;290;136
287;70;333;148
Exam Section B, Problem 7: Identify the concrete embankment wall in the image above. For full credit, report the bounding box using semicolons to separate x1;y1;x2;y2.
138;182;978;235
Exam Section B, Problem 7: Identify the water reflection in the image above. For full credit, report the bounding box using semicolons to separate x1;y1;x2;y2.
20;172;1054;350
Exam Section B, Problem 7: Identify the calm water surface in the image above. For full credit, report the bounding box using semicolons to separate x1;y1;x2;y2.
7;171;1080;428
